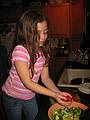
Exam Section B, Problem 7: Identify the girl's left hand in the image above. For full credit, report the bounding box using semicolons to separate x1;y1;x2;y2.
56;92;73;106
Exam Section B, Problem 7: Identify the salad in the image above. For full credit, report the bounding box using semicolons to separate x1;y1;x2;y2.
51;107;82;120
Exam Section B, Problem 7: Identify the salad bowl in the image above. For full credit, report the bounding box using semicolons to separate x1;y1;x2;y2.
48;101;88;120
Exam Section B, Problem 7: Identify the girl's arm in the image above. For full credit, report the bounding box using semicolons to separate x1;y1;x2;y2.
15;60;72;106
41;66;60;93
15;60;56;98
41;66;72;104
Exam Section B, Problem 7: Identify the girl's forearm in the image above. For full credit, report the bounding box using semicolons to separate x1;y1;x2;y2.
24;80;56;98
42;78;61;93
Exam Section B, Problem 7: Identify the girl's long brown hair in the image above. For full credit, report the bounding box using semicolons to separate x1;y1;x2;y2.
9;9;52;75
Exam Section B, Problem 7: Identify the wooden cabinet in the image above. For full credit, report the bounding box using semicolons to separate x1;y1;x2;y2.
43;1;84;83
42;0;84;38
42;3;70;37
70;0;84;36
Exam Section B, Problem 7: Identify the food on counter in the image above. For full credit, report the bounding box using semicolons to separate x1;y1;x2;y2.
51;107;82;120
61;95;72;102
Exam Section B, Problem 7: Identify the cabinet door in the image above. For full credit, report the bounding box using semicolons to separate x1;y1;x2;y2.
70;0;84;36
42;1;84;37
42;3;70;37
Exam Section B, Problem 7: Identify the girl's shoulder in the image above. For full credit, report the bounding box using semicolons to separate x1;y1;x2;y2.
12;45;30;62
14;45;28;54
14;45;26;50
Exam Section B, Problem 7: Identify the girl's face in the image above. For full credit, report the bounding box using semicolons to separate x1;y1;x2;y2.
37;20;48;47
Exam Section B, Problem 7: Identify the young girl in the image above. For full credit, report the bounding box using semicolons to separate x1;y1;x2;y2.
2;9;72;120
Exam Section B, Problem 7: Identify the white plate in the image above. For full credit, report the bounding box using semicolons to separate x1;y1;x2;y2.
79;83;90;94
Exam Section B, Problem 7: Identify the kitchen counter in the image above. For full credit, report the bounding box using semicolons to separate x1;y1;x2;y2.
65;61;90;69
35;61;90;120
57;61;90;107
35;88;90;120
57;60;90;84
57;68;90;84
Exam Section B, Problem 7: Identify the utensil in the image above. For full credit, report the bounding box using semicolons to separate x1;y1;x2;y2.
57;83;90;94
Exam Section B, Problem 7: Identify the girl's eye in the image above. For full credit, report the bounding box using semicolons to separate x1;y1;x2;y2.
38;29;48;35
44;30;48;34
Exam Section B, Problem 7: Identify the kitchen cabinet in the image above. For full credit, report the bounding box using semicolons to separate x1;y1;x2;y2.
42;0;84;38
42;3;70;37
70;0;84;36
42;1;84;80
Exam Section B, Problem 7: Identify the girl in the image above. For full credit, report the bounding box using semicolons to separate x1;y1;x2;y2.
2;9;72;120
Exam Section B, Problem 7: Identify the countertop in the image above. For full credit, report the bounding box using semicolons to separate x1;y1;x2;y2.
65;61;90;69
57;60;90;107
35;61;90;120
57;60;90;84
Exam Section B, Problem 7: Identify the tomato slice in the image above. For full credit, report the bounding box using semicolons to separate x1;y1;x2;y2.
66;95;72;101
61;95;72;102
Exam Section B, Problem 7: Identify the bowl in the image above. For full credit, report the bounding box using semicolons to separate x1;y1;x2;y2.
48;101;88;120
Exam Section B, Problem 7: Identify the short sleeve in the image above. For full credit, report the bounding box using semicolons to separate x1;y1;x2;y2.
11;45;30;63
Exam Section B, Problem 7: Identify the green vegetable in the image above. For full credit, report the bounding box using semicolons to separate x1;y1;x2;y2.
51;107;82;120
52;109;62;120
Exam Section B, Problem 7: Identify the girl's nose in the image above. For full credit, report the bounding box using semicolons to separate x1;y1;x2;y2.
40;33;45;39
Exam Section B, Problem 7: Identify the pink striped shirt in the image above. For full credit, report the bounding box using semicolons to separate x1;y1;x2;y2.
2;45;46;100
